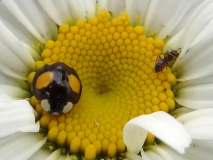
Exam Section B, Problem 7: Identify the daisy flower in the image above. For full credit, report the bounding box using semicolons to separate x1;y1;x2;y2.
0;0;213;160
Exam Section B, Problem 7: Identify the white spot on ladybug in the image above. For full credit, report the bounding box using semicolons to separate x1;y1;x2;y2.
52;112;60;116
62;102;73;113
41;99;50;112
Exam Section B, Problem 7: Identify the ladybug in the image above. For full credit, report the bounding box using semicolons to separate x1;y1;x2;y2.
33;62;82;115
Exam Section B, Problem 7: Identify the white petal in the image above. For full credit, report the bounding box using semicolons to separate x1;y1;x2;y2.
171;107;194;118
177;109;213;139
0;85;30;98
123;117;148;154
0;132;47;160
0;100;39;138
142;144;188;160
46;149;67;160
125;152;142;160
98;0;125;17
142;145;173;160
29;148;52;160
175;81;213;109
172;34;213;81
68;0;88;21
166;0;213;54
185;140;213;160
123;111;191;154
0;94;18;102
0;21;36;81
143;0;198;38
125;0;151;25
37;0;71;25
0;69;26;87
2;0;58;43
70;0;96;18
39;0;96;24
0;2;38;45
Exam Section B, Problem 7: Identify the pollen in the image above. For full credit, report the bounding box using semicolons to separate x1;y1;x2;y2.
29;10;177;159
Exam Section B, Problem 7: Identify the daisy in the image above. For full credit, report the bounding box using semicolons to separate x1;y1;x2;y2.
0;0;213;160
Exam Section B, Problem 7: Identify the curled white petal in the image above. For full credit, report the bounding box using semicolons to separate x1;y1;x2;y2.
0;100;39;138
123;111;191;154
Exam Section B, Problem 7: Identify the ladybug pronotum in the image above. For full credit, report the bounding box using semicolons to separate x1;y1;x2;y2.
33;62;82;115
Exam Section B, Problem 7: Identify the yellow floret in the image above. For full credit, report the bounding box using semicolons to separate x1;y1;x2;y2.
48;126;59;142
59;24;70;33
76;20;85;28
92;140;102;154
89;17;99;25
40;115;51;128
145;132;155;145
151;105;160;112
166;97;176;111
52;47;60;56
45;40;55;49
57;130;67;146
35;61;45;71
70;137;81;153
84;144;96;160
107;143;117;158
29;95;38;107
70;26;79;34
167;72;177;85
117;139;126;153
28;72;36;85
81;138;90;152
159;102;169;112
154;39;165;49
134;26;144;35
35;104;43;114
48;119;58;130
57;33;65;40
41;49;52;58
98;10;110;21
158;93;167;101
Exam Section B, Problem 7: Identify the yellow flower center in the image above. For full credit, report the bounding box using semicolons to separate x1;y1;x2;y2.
28;10;176;159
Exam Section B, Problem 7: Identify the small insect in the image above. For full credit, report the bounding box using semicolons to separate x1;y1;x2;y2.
94;121;99;127
155;48;181;73
33;62;82;115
